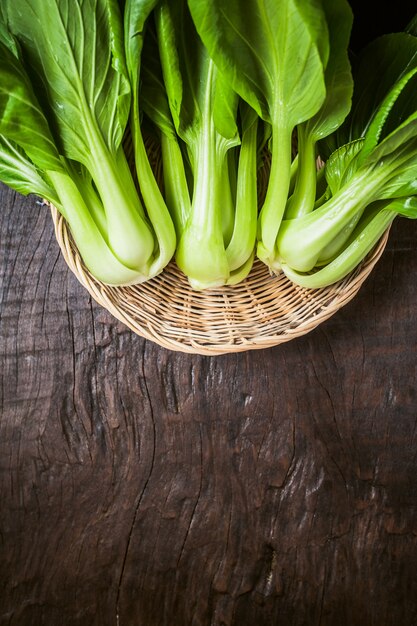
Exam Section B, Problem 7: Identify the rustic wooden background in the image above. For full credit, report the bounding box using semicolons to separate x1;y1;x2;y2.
2;174;417;626
2;6;417;625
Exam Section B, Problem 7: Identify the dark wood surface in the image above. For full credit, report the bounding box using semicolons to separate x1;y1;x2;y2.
1;181;417;626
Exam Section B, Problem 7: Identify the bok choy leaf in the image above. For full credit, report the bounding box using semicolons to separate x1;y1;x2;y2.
284;0;354;220
123;0;176;278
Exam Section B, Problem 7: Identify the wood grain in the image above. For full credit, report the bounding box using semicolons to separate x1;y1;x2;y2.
1;182;417;626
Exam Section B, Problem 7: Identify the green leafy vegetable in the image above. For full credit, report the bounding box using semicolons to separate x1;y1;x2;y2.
0;0;175;285
1;1;416;299
187;0;330;268
284;0;353;219
276;29;417;285
154;0;259;289
123;0;176;277
140;14;191;235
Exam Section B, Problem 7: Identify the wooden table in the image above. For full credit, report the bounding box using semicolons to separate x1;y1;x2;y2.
1;181;417;625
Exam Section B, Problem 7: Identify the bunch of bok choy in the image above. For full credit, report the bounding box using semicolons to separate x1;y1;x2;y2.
0;0;175;286
1;0;417;292
140;0;261;289
188;0;417;288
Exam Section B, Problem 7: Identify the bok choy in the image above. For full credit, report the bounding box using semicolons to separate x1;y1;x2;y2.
151;0;260;289
0;0;175;286
276;29;417;286
187;0;332;269
1;0;417;295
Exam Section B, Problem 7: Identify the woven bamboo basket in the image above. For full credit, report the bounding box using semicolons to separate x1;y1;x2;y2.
49;138;389;356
